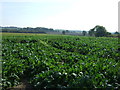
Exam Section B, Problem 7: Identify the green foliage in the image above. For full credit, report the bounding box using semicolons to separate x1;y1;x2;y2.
2;34;120;89
1;27;54;33
62;31;65;35
82;31;87;36
94;25;107;37
114;31;119;34
89;25;110;37
88;28;95;36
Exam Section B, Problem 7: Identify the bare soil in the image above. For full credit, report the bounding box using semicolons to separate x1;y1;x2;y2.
6;79;34;90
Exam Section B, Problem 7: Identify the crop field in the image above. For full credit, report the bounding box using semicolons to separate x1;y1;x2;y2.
1;33;120;89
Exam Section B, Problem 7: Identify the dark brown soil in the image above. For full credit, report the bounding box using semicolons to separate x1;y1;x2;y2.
6;79;34;90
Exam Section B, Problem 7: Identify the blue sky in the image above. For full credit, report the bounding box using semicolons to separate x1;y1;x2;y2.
0;0;119;32
1;1;73;26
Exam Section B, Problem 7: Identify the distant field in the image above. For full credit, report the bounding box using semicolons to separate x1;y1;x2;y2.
2;33;120;89
2;32;47;36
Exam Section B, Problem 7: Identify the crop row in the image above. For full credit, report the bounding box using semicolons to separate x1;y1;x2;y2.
2;35;120;89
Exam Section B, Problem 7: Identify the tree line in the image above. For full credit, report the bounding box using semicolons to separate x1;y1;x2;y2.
1;25;119;37
0;27;54;34
81;25;119;37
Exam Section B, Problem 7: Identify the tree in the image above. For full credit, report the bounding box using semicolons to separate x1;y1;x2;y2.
62;31;65;35
94;25;107;37
88;25;109;37
88;28;95;36
82;31;87;36
66;30;69;33
106;32;111;36
114;31;119;34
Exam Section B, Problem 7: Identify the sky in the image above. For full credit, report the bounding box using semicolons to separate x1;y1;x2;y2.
0;0;119;32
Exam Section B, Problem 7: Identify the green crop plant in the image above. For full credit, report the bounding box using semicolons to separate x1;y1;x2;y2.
2;34;120;89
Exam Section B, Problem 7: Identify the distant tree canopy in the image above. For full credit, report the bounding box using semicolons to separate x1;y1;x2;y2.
1;27;54;33
114;31;119;34
88;25;110;37
82;31;87;36
62;31;65;35
95;25;107;37
88;28;95;36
